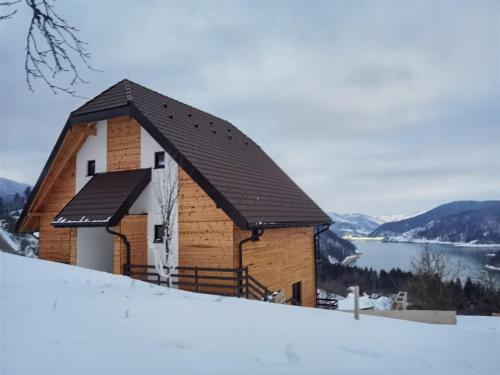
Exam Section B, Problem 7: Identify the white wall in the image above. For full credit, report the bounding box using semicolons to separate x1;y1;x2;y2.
76;228;114;272
73;121;179;278
129;127;179;273
75;120;107;191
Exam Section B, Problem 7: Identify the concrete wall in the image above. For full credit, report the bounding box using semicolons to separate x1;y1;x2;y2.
76;228;114;272
340;310;457;325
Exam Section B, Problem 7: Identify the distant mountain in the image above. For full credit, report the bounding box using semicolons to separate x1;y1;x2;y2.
329;213;382;236
371;201;500;244
0;177;29;201
374;211;426;223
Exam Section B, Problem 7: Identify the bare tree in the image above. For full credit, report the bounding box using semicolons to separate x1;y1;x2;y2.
0;0;98;96
409;245;463;309
153;157;179;285
410;245;463;280
0;1;18;20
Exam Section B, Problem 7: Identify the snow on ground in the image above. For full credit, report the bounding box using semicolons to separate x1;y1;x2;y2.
1;253;499;375
0;225;19;252
338;293;393;311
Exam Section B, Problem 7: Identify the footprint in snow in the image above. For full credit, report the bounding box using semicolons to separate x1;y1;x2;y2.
285;343;300;364
157;340;193;350
336;345;380;358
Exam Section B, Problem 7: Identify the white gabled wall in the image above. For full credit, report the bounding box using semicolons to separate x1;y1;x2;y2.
75;120;107;192
73;120;179;278
129;127;179;273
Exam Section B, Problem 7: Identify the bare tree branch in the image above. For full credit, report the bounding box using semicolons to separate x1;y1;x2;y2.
0;0;19;20
1;0;99;96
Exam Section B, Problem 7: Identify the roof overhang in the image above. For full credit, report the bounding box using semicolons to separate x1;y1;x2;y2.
52;168;151;228
16;81;332;233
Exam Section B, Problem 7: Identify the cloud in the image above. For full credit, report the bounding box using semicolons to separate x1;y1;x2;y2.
0;0;498;215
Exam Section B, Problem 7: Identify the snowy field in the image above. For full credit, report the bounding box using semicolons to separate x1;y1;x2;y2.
1;252;499;375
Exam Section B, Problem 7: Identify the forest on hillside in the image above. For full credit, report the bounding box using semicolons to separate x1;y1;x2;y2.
318;258;500;315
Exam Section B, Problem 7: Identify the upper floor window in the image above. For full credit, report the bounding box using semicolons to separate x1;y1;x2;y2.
154;151;165;169
154;224;164;243
87;160;96;176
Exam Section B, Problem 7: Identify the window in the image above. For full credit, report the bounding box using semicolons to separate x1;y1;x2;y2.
87;160;96;176
292;281;302;306
154;151;165;169
154;225;164;243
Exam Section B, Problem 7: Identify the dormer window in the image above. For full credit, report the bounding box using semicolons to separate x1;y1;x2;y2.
154;152;165;169
87;160;96;176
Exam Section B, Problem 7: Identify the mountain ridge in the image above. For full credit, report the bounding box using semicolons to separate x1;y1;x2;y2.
371;200;500;244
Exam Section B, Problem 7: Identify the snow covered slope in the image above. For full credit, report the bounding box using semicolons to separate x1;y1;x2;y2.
1;253;499;375
329;212;382;236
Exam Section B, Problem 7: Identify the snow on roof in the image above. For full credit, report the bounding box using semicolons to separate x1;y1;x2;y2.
2;252;498;375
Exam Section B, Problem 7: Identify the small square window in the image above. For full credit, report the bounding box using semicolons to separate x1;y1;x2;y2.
154;152;165;169
292;281;302;305
87;160;96;176
154;225;164;243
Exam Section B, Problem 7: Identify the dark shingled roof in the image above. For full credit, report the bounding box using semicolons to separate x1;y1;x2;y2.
53;169;151;227
18;79;331;232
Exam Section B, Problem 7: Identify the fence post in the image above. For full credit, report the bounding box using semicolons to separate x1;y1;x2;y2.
195;267;199;293
236;269;242;297
351;285;360;320
245;267;249;299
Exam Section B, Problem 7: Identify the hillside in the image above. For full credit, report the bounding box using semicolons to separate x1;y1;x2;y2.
329;213;381;237
0;177;29;201
371;201;500;244
318;229;357;263
2;253;499;375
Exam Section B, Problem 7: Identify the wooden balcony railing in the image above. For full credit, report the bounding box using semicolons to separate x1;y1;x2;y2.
123;264;271;300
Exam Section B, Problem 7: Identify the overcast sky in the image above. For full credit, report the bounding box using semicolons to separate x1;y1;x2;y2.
0;1;499;216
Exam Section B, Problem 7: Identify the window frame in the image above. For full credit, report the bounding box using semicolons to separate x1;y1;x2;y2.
153;224;164;243
154;151;165;169
292;281;302;306
86;160;96;176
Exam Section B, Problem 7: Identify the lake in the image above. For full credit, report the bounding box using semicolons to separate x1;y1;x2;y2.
351;240;500;283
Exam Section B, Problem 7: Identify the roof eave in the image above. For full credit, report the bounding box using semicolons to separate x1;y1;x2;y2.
247;219;333;230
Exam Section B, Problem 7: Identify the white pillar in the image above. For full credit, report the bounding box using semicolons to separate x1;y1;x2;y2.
351;286;360;320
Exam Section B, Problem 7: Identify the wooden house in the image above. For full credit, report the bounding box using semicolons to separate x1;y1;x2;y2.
16;80;331;307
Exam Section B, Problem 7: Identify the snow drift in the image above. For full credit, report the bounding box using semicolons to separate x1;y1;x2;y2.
1;252;499;375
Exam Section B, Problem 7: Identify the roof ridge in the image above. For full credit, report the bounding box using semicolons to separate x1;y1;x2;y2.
126;79;234;126
123;79;134;102
71;79;131;115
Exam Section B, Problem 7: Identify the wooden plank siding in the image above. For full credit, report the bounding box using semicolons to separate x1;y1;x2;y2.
178;168;316;306
234;227;316;307
112;214;148;274
178;169;238;293
178;168;237;269
37;157;77;264
106;117;146;275
107;117;141;172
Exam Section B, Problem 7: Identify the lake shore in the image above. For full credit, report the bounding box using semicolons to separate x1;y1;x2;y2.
350;236;500;248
